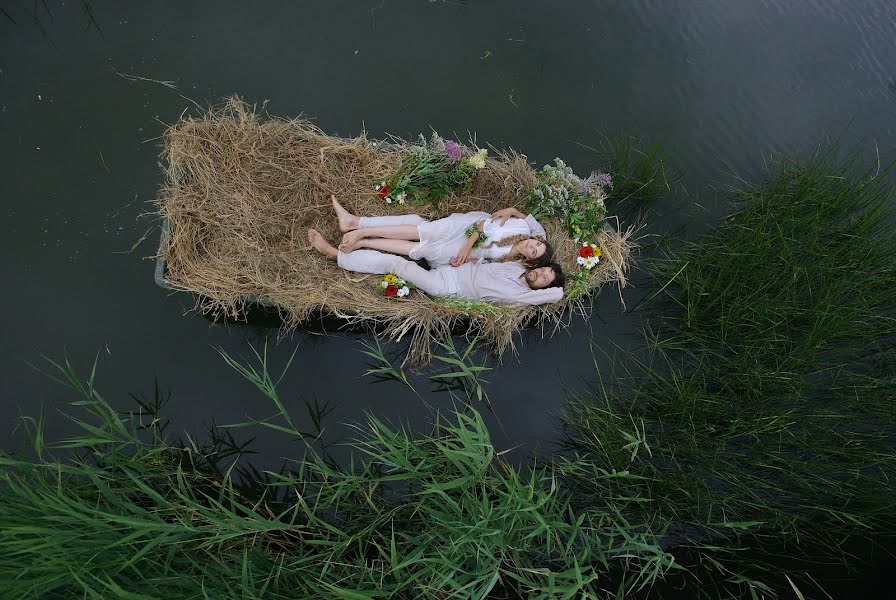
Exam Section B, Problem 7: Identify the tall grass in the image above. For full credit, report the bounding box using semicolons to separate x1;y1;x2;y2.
0;351;674;599
572;132;682;228
559;144;896;597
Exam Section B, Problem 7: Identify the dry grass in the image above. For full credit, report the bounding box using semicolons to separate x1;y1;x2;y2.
155;98;633;363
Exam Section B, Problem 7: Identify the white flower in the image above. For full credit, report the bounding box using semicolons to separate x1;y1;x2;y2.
381;281;388;288
398;286;410;297
577;256;586;265
468;149;487;170
385;197;392;204
583;255;600;270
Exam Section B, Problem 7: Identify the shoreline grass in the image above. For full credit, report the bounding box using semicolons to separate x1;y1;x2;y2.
558;144;896;597
0;352;674;599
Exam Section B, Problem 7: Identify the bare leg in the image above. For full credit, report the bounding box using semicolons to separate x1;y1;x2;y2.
341;225;420;249
308;228;338;259
331;195;360;232
349;238;417;256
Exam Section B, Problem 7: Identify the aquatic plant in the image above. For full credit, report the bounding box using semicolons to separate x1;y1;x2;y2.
0;351;675;599
559;144;896;597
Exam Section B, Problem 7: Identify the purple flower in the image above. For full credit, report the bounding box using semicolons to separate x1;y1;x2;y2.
443;139;467;164
577;173;600;195
577;171;613;195
577;176;595;195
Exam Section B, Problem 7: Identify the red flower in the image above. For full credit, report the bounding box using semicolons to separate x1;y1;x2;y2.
579;246;594;258
385;284;399;297
377;184;390;199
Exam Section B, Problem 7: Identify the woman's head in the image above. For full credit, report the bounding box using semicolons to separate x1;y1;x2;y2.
513;237;554;268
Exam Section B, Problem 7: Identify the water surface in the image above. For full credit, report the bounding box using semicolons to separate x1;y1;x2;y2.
1;2;895;591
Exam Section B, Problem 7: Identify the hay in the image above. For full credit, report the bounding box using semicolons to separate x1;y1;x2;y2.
155;98;633;363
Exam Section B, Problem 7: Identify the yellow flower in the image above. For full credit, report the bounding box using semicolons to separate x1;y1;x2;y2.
594;247;603;257
384;274;398;284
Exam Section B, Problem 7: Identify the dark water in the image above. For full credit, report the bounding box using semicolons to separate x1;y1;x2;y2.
2;1;895;595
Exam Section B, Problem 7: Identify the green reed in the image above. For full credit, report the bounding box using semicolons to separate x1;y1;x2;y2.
559;144;896;597
572;131;681;227
0;350;674;599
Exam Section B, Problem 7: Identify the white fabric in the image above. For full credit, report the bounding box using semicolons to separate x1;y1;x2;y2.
337;249;459;296
337;249;563;306
411;212;490;265
359;211;546;267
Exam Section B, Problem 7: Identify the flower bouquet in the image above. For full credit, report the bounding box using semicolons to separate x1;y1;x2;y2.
375;134;488;208
576;241;602;270
380;273;413;299
526;158;611;242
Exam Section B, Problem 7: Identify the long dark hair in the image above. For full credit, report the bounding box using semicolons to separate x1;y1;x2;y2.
545;262;565;288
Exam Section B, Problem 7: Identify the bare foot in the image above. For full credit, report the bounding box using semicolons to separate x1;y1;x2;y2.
308;228;338;259
331;194;359;232
338;229;366;253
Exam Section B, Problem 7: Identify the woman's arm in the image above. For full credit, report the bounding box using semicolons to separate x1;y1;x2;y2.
450;221;484;267
490;207;526;225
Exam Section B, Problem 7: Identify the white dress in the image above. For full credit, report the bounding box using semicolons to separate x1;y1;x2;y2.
359;211;546;267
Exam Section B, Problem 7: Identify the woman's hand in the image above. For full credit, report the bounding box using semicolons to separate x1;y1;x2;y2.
490;207;524;225
450;245;472;267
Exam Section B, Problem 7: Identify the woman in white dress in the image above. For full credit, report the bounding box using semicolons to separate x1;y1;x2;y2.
330;196;553;268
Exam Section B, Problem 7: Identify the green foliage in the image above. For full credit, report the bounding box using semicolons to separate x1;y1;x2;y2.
382;135;482;209
358;336;492;409
559;144;896;597
564;270;593;300
525;158;608;241
429;337;492;407
0;350;674;599
431;296;515;314
358;337;419;395
601;133;678;211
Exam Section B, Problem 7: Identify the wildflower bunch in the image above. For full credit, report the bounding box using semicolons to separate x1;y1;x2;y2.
576;241;602;270
526;158;610;241
374;181;407;205
375;133;488;209
380;273;412;298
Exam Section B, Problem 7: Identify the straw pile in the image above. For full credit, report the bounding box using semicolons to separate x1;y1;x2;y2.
155;98;633;362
